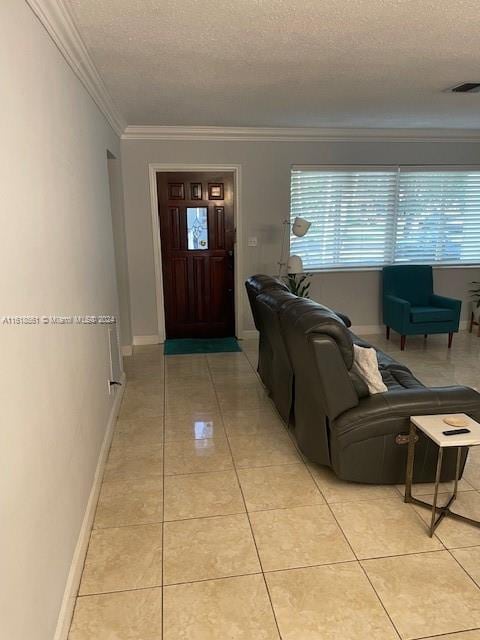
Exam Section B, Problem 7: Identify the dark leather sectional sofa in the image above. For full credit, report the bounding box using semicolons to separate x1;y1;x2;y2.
245;274;480;484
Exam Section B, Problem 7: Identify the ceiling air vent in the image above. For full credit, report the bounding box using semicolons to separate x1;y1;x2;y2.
450;83;480;93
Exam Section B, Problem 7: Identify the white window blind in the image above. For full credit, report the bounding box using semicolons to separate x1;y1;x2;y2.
290;167;480;270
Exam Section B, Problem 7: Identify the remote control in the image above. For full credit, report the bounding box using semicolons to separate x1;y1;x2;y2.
442;428;471;436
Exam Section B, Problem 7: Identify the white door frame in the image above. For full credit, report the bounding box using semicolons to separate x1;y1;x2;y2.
148;163;243;342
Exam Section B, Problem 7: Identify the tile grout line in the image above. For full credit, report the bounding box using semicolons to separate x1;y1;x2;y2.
205;352;284;640
76;584;163;599
446;544;480;593
161;459;306;477
414;625;480;639
93;496;342;531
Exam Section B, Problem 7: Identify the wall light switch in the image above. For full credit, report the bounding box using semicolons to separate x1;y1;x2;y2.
248;237;258;247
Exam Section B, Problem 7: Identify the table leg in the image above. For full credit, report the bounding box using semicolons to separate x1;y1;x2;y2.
405;422;416;503
453;446;462;500
405;442;479;535
430;447;444;537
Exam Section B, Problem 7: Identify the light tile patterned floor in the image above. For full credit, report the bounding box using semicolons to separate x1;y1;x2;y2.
69;332;480;640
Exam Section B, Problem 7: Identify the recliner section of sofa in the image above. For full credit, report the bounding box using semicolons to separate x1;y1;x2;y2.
245;274;480;484
330;384;477;483
253;289;302;422
245;275;290;391
245;275;353;422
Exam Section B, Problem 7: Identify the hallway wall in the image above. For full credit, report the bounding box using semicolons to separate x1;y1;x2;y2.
108;156;133;349
0;3;126;639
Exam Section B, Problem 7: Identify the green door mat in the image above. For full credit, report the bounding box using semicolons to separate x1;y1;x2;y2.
164;337;241;355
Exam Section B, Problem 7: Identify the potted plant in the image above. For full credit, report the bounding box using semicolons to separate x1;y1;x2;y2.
284;272;312;298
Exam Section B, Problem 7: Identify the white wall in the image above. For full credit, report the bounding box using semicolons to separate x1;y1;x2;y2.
121;137;480;337
108;155;133;348
0;3;125;639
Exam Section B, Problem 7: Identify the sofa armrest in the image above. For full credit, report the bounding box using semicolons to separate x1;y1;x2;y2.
334;310;352;328
430;294;462;314
335;385;480;436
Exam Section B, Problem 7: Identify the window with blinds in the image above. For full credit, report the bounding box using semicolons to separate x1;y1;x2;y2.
290;167;480;270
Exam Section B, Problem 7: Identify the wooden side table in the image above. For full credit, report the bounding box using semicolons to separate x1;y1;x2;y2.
404;413;480;537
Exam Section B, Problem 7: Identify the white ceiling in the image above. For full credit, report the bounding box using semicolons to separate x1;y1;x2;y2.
65;0;480;129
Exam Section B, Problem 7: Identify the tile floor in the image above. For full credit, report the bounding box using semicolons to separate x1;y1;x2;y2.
69;331;480;640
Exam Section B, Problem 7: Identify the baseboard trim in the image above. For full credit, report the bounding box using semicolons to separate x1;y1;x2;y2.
353;321;469;335
351;324;384;335
53;373;126;640
121;345;133;356
133;334;161;346
239;330;259;340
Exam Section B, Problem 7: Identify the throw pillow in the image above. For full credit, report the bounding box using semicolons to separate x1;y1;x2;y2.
351;344;388;395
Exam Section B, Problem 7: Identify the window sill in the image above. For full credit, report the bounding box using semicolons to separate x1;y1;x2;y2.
305;264;480;274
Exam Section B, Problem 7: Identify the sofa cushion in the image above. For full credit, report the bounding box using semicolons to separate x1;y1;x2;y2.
381;367;425;391
376;349;411;372
410;306;454;323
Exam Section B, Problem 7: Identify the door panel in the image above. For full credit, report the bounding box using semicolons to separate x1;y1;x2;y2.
169;207;184;250
171;257;189;323
157;171;235;338
191;255;208;324
210;256;228;323
214;207;225;249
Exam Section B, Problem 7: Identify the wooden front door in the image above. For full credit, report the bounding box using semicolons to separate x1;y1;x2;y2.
157;171;235;338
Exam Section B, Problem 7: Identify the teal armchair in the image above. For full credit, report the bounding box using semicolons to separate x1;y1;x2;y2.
382;265;461;350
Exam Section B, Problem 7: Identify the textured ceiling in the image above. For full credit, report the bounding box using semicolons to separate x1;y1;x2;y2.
66;0;480;128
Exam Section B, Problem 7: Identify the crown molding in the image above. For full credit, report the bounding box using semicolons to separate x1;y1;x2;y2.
26;0;126;136
122;125;480;143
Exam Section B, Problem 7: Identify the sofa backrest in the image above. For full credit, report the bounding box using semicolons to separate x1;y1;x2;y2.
279;299;359;465
255;289;301;421
382;265;433;306
245;274;289;331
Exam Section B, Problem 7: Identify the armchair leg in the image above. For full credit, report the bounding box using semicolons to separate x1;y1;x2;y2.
400;335;406;351
448;332;453;349
424;334;428;339
386;326;390;340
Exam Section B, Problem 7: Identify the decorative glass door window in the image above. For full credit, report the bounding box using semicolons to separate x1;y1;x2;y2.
187;207;208;250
